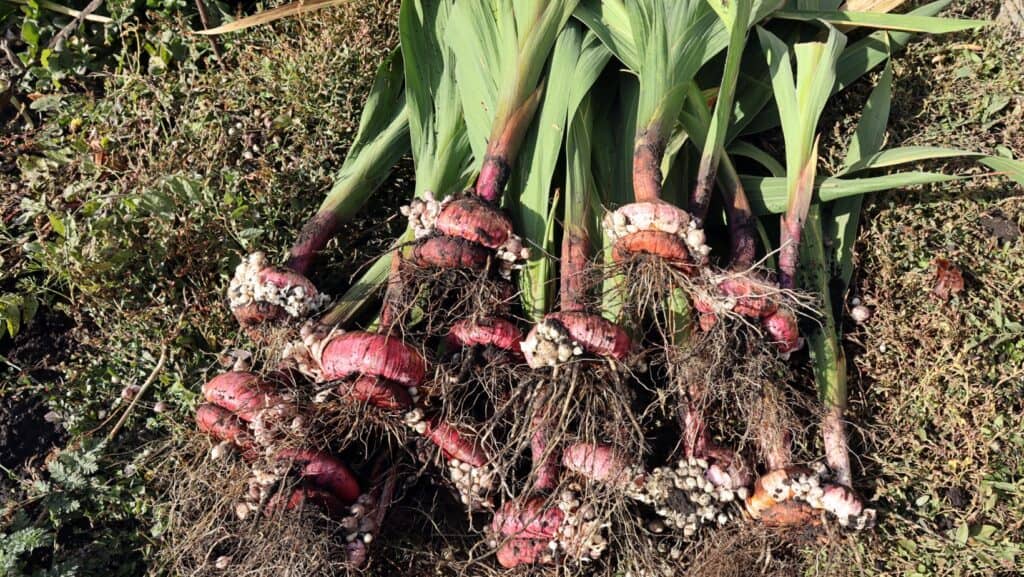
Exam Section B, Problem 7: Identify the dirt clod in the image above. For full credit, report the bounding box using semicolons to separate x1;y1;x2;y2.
979;211;1021;243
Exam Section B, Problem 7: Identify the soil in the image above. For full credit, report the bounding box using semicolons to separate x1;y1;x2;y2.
979;210;1022;243
0;310;74;470
0;393;62;470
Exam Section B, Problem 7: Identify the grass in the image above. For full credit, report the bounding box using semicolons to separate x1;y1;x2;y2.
1;3;407;574
848;191;1024;576
819;1;1024;574
0;0;1022;575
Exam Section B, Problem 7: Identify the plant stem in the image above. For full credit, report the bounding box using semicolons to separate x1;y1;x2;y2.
193;0;221;58
822;405;851;486
802;206;853;486
718;155;758;270
286;107;409;275
107;344;168;443
560;227;590;313
561;124;593;313
318;248;396;328
778;146;818;290
474;1;577;204
690;0;752;223
681;83;756;269
632;123;667;203
378;248;405;336
286;211;341;276
530;397;560;491
475;86;545;203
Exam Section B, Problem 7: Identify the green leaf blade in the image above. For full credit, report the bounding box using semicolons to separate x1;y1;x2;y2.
773;9;989;33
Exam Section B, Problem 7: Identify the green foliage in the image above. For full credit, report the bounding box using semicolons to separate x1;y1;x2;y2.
508;23;610;319
1;0;1021;576
2;441;147;576
0;292;39;340
318;47;409;218
1;7;402;576
445;0;593;319
628;0;723;133
447;0;582;165
758;23;847;222
399;0;471;196
772;7;989;32
0;527;50;576
1;0;199;94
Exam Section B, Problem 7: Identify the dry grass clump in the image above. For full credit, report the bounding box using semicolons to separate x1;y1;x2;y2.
156;435;353;577
387;257;522;338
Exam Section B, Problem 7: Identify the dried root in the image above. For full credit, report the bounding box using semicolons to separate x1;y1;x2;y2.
387;257;522;337
158;435;365;577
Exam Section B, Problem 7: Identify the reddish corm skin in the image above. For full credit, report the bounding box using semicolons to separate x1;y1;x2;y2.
346;541;368;568
562;442;636;487
763;309;800;353
412;236;491;270
529;406;559;492
195;403;257;459
704;446;754;490
632;128;666;204
821;484;864;519
612;230;693;269
445;317;523;355
492;497;565;539
337;375;413;411
690;295;720;331
545;312;633;361
319;331;426;386
202;371;287;422
698;313;718;332
275;448;361;504
233;267;319;327
682;404;753;489
435;197;513;250
266;484;349;517
233;301;287;327
716;276;780;319
423;417;488;468
496;537;551;568
760;499;821;528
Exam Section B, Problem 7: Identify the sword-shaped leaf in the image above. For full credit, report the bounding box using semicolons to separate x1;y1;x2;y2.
510;23;610;319
400;0;474;196
773;8;989;32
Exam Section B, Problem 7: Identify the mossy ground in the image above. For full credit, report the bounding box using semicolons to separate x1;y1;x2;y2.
1;0;1022;575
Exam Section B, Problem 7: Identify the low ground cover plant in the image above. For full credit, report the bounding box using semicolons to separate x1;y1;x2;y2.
2;0;1023;575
